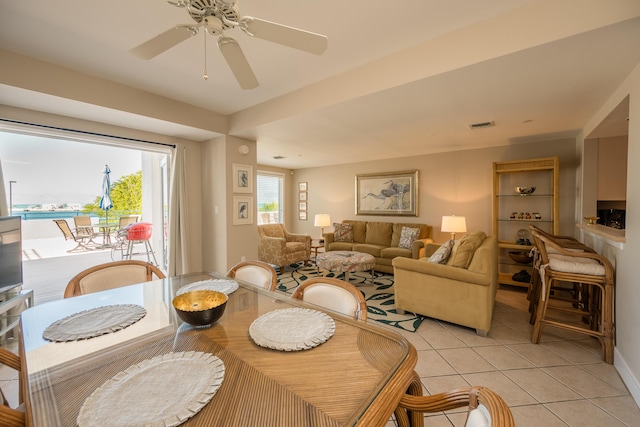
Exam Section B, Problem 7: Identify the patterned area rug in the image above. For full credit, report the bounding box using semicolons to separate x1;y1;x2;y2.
276;262;424;333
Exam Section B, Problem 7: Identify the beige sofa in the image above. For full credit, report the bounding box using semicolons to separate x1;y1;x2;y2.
323;220;432;274
392;233;498;336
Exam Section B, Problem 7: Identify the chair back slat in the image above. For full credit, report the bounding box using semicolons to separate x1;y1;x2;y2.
291;277;367;321
226;260;278;291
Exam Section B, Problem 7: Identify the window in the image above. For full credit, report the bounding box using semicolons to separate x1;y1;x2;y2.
257;172;283;224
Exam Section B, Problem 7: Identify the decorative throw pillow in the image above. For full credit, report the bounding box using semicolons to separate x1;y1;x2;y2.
428;239;455;264
333;223;354;242
399;227;420;249
450;231;486;268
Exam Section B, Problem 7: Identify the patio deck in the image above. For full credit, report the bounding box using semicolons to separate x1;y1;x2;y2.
22;237;115;305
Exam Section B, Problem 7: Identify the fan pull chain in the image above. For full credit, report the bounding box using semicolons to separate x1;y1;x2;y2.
203;31;208;81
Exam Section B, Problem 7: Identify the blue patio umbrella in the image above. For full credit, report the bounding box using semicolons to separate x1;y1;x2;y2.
100;165;113;225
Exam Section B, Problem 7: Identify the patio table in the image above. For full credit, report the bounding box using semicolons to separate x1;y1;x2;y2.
19;272;417;426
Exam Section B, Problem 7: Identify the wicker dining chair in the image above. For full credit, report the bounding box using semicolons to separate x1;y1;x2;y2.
0;347;25;427
291;277;368;321
226;260;278;291
394;372;515;427
64;260;166;298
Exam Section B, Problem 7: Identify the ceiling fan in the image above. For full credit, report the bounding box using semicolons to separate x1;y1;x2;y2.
129;0;328;90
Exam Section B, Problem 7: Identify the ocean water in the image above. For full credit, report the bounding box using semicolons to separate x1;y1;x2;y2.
13;211;95;220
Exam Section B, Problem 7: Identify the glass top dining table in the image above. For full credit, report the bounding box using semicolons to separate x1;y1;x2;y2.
19;272;417;427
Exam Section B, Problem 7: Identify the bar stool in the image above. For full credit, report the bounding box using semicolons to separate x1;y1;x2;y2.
529;226;615;364
527;226;595;324
124;222;159;266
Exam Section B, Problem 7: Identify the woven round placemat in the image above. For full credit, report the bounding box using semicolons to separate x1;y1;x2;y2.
77;351;225;427
249;308;336;351
176;279;239;296
42;304;147;342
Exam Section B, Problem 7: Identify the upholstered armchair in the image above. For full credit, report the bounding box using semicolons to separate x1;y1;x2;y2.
392;232;498;336
257;224;311;274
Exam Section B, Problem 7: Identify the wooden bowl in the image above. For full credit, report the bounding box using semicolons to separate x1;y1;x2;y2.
172;290;228;326
508;251;533;264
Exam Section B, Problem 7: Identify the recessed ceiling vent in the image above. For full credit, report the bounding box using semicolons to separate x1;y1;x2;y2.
469;121;494;129
272;155;287;159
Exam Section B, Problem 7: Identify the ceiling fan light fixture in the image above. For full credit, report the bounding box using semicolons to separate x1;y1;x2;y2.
132;0;328;89
204;16;223;35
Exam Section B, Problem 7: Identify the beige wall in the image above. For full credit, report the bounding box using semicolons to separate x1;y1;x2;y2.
201;135;260;273
597;136;628;201
288;139;577;243
583;62;640;404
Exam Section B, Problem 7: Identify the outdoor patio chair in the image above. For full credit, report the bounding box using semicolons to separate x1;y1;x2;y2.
394;372;515;427
118;215;139;229
72;216;99;245
226;260;278;291
53;219;95;252
0;347;25;427
64;260;166;298
291;277;367;321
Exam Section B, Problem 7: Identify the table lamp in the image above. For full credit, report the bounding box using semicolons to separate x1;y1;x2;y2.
314;214;331;243
441;215;467;240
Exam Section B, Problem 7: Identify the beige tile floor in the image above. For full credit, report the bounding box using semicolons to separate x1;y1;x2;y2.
385;287;640;426
2;278;639;425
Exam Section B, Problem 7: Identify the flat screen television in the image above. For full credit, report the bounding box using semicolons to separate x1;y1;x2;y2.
0;216;23;293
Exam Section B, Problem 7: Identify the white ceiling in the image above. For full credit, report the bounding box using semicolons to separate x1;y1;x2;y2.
1;0;639;169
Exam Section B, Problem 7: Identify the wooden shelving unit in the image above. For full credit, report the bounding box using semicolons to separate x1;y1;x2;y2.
492;157;559;288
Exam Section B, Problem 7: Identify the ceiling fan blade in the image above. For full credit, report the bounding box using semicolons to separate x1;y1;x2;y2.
218;36;259;90
239;17;327;55
129;25;196;60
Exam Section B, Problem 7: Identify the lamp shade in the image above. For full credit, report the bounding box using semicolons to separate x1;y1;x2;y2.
314;214;331;227
441;215;467;235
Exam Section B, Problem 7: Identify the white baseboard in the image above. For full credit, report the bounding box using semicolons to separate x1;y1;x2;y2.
615;348;640;408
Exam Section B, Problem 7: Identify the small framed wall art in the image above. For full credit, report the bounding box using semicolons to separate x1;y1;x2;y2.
233;164;253;194
298;181;308;220
233;196;253;225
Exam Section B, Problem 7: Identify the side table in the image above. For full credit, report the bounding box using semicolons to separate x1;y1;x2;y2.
311;240;325;263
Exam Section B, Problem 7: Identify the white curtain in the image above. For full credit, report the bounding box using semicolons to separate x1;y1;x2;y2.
167;143;190;276
0;158;8;217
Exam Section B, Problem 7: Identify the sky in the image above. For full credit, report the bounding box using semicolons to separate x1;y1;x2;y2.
0;132;142;207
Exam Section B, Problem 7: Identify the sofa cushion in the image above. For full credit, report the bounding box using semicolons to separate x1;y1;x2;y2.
353;243;385;258
328;242;355;251
381;246;412;259
449;231;486;268
399;226;420;249
428;239;455;264
365;222;393;246
333;223;353;242
344;220;367;243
